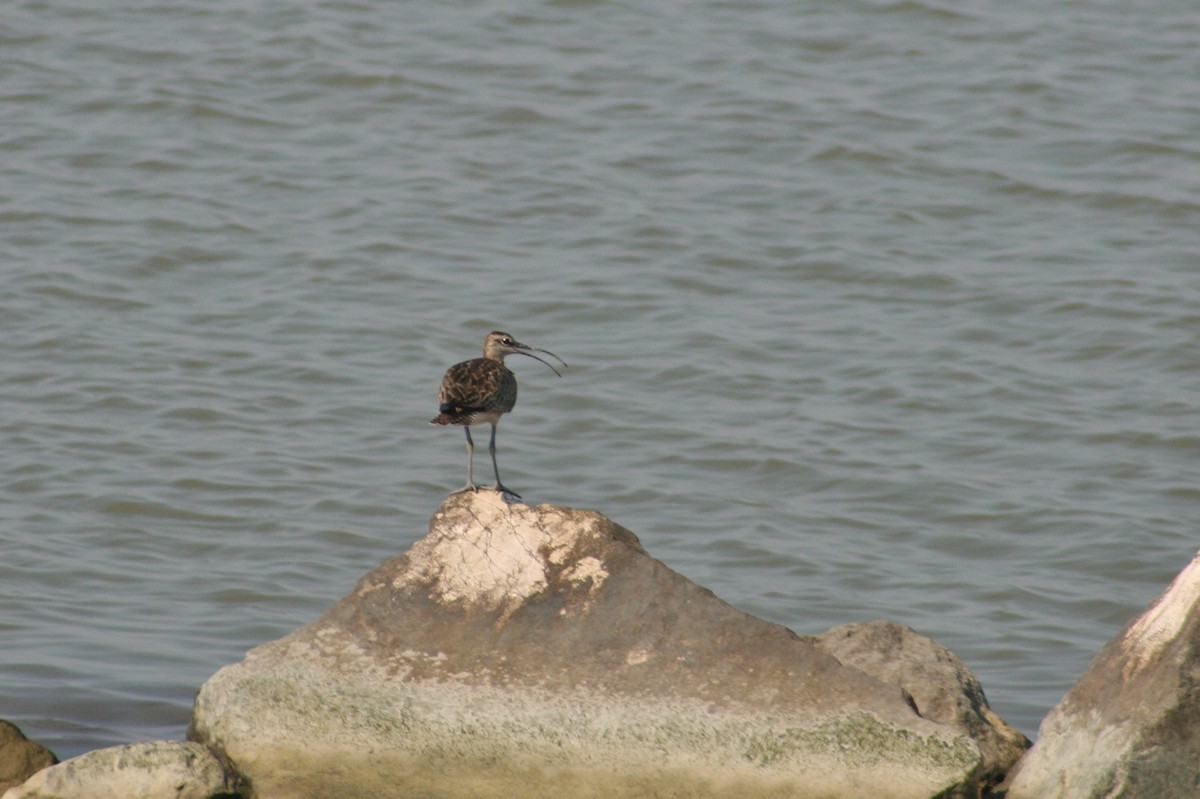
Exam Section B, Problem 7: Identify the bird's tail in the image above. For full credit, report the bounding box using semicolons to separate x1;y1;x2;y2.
431;403;482;425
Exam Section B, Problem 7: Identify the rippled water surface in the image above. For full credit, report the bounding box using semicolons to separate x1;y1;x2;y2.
3;0;1199;758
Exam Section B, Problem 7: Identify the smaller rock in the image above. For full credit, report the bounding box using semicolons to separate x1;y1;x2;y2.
0;721;57;792
0;741;238;799
815;621;1030;795
1005;550;1200;799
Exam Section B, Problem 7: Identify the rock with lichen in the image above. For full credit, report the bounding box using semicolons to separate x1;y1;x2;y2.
0;720;56;793
0;740;235;799
815;620;1030;796
1004;550;1200;799
190;491;1025;798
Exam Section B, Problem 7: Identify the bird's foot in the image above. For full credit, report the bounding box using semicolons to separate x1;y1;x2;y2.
487;483;522;501
450;484;480;496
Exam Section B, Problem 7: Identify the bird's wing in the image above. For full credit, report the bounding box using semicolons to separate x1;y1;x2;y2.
437;358;506;412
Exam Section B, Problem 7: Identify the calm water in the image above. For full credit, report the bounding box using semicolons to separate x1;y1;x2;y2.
3;0;1199;760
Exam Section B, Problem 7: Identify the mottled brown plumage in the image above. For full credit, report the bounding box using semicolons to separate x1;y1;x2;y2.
431;331;566;498
431;357;517;427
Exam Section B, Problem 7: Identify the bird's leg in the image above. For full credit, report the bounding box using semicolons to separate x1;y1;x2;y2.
450;426;479;495
487;423;521;499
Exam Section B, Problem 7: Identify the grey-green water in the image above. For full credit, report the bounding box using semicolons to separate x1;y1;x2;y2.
3;0;1198;759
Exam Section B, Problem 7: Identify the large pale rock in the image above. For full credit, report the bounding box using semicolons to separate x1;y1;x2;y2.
191;492;1017;798
0;741;236;799
1005;550;1200;799
0;721;56;792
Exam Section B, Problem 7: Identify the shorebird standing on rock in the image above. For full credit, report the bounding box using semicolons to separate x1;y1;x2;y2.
431;330;566;499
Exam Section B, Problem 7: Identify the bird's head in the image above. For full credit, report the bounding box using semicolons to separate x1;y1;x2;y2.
484;331;567;376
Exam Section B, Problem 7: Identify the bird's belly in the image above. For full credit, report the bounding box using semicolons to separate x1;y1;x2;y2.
468;410;504;425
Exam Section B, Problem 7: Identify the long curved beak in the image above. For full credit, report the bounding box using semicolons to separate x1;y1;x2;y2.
512;343;567;377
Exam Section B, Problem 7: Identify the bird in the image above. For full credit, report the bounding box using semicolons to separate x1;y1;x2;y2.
431;330;566;499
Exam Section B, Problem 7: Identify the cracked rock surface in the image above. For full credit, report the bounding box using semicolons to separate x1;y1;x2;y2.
189;491;1024;799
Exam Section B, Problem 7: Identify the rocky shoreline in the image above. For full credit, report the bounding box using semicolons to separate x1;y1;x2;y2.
4;492;1198;798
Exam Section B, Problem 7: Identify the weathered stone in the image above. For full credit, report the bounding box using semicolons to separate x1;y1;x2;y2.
815;621;1030;796
0;721;56;792
0;740;237;799
1005;550;1200;799
190;491;1017;798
